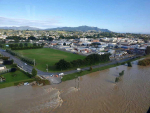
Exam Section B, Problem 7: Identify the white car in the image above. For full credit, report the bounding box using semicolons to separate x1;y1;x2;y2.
24;63;27;65
50;74;54;77
59;73;64;76
77;68;81;71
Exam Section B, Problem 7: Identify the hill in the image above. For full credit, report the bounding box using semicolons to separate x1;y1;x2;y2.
0;25;111;32
45;26;111;32
0;26;40;30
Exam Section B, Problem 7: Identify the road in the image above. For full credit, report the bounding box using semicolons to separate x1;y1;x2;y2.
0;49;138;83
0;49;61;84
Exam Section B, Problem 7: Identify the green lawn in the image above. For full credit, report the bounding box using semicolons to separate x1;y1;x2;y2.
0;70;33;89
15;48;86;72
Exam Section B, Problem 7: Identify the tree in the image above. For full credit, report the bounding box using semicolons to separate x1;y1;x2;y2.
33;43;37;47
63;43;66;46
24;43;28;47
32;68;37;77
48;37;54;41
55;59;71;70
28;36;36;40
19;43;23;48
127;61;132;67
11;68;17;72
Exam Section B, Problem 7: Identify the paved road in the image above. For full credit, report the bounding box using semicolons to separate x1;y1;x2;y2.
0;49;61;84
0;49;138;83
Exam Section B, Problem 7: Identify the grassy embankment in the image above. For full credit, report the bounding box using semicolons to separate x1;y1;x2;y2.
62;55;149;81
15;48;86;72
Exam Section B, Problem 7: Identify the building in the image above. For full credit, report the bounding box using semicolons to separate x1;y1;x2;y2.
0;64;6;70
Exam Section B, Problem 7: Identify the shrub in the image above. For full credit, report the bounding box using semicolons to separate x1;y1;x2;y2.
12;63;17;67
11;68;17;72
138;59;150;66
115;77;120;82
119;70;124;76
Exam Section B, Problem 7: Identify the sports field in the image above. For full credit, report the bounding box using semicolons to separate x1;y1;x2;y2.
15;48;86;72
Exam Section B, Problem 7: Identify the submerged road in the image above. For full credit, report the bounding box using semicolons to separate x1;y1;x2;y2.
0;49;138;83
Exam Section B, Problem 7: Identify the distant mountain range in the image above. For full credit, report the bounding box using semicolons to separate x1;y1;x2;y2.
0;26;40;30
0;25;111;32
45;26;111;32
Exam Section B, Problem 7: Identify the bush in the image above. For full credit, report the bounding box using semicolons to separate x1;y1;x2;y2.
115;77;120;82
119;70;124;76
138;59;150;66
11;68;17;72
12;63;17;67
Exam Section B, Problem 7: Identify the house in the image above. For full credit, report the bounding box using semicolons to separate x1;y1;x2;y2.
0;59;3;64
0;64;6;70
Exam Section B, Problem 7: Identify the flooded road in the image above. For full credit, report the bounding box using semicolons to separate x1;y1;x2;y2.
0;60;150;113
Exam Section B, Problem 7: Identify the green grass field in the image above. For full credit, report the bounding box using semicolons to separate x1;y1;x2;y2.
0;70;32;89
15;48;86;72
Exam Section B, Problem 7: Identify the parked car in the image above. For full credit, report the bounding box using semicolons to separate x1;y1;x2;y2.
59;73;64;76
24;63;27;65
77;68;81;71
50;74;54;77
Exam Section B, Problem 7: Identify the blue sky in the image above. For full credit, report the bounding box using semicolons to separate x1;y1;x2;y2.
0;0;150;33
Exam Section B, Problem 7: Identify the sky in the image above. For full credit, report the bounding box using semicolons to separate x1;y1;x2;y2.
0;0;150;33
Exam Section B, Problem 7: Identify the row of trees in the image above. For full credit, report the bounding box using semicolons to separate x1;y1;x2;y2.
11;46;43;50
55;54;110;70
6;49;35;65
9;43;44;50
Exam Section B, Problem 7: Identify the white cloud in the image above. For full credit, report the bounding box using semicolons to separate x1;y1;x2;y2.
0;16;62;28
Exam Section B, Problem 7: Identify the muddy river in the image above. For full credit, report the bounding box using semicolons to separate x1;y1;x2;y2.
0;60;150;113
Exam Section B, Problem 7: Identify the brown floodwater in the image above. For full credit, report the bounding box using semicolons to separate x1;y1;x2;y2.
0;60;150;113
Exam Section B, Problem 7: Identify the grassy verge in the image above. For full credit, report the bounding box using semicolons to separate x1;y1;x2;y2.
62;55;148;81
62;64;119;81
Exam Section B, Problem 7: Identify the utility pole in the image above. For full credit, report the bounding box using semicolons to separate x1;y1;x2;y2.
75;75;77;88
77;77;80;90
46;64;48;72
34;59;35;66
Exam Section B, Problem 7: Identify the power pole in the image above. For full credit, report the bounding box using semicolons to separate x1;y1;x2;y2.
77;77;80;90
34;59;35;66
46;64;48;72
